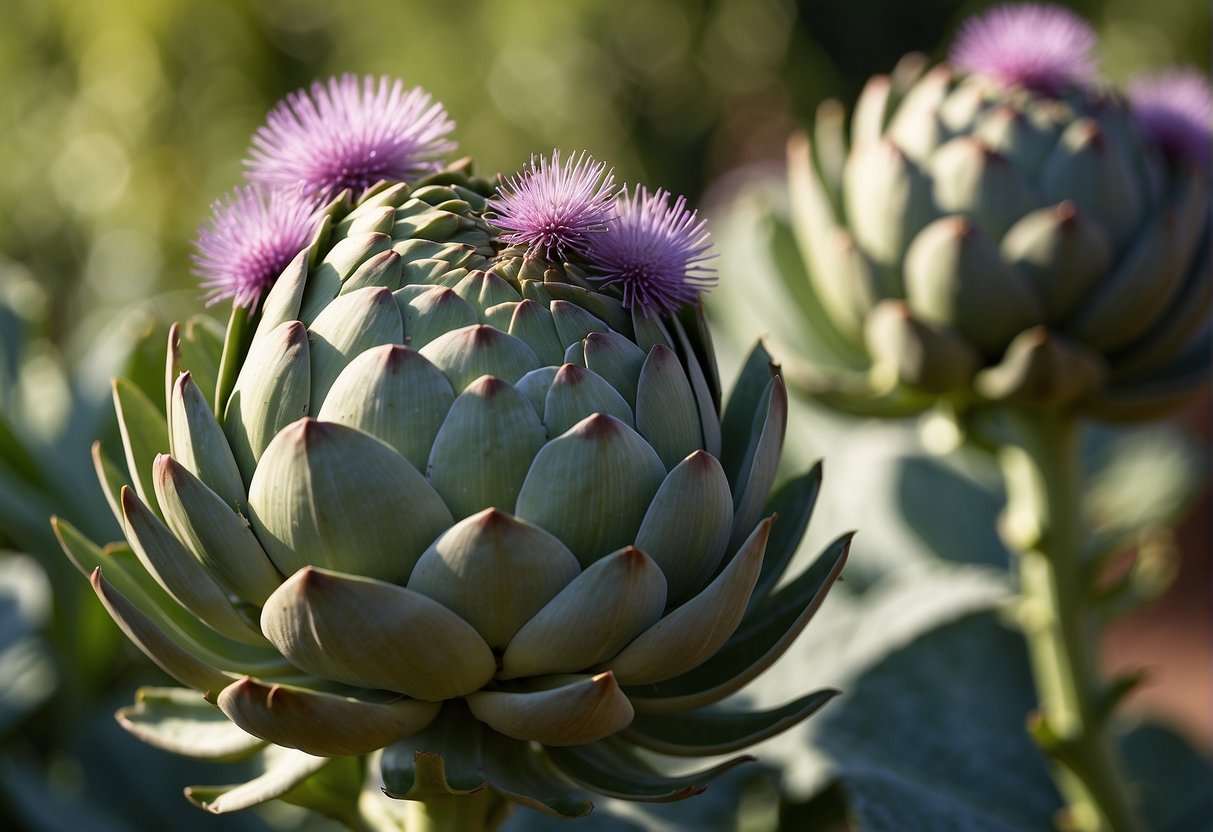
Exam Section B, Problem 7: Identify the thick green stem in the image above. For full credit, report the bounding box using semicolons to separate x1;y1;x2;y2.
997;409;1143;832
401;792;511;832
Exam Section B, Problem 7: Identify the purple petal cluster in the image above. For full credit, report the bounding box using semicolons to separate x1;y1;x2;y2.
1128;68;1212;169
950;3;1098;95
488;151;618;260
192;186;322;309
246;74;456;200
585;187;716;315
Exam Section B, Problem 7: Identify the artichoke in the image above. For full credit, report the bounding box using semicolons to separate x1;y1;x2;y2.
54;75;847;826
711;7;1210;424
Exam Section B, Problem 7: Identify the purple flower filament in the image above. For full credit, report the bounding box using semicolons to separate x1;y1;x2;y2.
1128;68;1213;169
192;185;322;309
488;150;618;260
949;3;1098;95
246;74;456;200
585;186;716;315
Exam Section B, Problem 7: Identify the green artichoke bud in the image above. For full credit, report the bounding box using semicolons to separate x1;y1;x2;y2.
57;76;847;823
711;38;1210;423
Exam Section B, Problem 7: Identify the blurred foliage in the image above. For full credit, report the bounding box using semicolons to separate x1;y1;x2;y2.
0;0;1207;829
0;0;1205;368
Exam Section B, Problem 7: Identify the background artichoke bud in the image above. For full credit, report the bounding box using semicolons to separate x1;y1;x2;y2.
59;75;847;823
714;5;1211;421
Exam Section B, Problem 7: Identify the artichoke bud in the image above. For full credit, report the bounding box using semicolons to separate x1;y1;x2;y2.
904;216;1042;357
974;326;1106;406
930;137;1041;239
1000;201;1111;324
974;103;1060;175
717;33;1209;421
1040;119;1143;248
842;139;936;274
865;299;980;394
77;139;845;817
885;64;952;162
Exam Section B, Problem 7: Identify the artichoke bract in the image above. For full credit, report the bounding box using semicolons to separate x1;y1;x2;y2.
54;75;847;824
718;9;1210;423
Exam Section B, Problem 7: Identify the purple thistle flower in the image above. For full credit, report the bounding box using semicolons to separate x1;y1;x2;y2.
246;74;456;200
949;3;1098;95
488;150;618;260
1128;68;1212;169
192;185;323;309
584;186;716;315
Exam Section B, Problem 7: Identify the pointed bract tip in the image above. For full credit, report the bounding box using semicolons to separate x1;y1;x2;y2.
465;374;510;396
553;363;589;384
471;507;515;533
246;74;456;200
949;3;1098;95
571;412;623;439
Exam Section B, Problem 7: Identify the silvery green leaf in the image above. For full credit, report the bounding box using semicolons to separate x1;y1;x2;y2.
409;508;580;651
515;414;666;566
428;376;547;520
500;546;666;680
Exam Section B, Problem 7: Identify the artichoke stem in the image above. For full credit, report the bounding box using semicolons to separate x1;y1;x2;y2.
997;409;1143;832
402;793;512;832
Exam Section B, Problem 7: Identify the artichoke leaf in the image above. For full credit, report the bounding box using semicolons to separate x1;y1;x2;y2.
380;702;489;798
515;413;666;567
251;250;309;349
223;320;311;484
748;463;823;609
623;688;838;756
478;732;593;818
260;567;496;701
609;518;772;686
316;344;455;471
153;455;283;605
544;363;634;437
185;747;332;814
340;249;403;294
88;566;232;699
634;451;733;604
117;685;265;761
171;371;246;511
582;330;649;410
634;344;702;469
627;532;850;714
419;324;541;391
452;270;522;318
466;672;634;746
550;300;610;348
112;377;169;517
500;546;667;680
306;286;404;413
121;486;268;646
507;299;565;367
409;508;581;651
248;418;452;584
217;677;441;758
54;519;295;675
299;232;393;324
91;440;129;528
428;376;547;520
546;738;753;802
719;341;778;484
728;377;787;552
